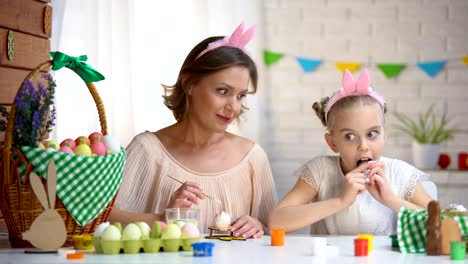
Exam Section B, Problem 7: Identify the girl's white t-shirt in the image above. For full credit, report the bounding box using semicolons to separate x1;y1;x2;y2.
297;156;426;235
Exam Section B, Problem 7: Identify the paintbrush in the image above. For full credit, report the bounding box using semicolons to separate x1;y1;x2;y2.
167;175;221;204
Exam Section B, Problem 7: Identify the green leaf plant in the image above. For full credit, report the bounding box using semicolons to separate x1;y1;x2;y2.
392;104;464;144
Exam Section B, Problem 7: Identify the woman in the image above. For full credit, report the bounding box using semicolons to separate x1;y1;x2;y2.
110;24;277;239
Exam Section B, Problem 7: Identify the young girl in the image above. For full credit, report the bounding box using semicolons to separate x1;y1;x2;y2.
268;69;432;235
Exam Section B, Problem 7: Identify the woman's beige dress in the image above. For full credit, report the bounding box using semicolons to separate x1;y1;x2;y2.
115;131;278;233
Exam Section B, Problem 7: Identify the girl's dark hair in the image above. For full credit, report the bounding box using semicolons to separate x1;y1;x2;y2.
312;97;330;127
312;95;387;129
162;36;258;121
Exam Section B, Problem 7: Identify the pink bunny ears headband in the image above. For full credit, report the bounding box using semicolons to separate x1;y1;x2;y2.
324;69;385;122
196;23;256;59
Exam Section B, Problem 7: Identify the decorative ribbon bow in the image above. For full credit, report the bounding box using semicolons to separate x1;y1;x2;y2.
50;51;105;83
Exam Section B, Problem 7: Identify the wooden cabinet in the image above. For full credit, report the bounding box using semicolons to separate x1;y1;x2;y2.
0;0;52;38
0;0;52;231
0;0;52;143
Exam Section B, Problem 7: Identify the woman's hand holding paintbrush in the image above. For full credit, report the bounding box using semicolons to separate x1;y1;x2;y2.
167;175;221;208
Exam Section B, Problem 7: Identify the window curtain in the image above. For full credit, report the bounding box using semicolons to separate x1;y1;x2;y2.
51;0;263;147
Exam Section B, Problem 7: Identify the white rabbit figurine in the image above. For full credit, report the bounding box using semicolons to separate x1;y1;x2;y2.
22;161;67;250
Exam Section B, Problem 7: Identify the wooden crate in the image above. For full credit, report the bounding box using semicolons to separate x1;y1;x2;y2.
0;0;52;38
0;28;51;70
0;0;52;146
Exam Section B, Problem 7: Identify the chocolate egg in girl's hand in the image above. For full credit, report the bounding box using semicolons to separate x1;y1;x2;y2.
357;158;375;183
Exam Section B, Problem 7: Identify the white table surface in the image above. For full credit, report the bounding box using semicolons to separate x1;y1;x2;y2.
0;235;465;264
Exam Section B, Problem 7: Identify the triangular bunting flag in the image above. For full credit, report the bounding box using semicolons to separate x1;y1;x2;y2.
335;62;361;73
264;50;284;66
461;56;468;65
376;64;406;79
295;57;322;73
262;49;463;77
417;60;447;78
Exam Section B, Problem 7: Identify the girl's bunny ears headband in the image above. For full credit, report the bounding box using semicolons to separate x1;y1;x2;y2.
195;23;256;59
324;69;385;123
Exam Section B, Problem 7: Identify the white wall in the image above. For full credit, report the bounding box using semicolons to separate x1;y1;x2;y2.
261;0;468;202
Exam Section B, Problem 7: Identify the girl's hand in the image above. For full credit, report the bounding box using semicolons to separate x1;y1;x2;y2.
339;166;368;207
168;181;205;208
366;162;397;206
230;215;264;239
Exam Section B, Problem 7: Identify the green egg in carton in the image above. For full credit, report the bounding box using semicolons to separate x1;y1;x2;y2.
94;236;201;254
93;221;201;254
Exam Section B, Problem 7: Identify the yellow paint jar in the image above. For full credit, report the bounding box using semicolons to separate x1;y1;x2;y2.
357;234;373;252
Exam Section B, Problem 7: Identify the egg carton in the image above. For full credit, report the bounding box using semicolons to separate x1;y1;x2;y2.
93;237;202;254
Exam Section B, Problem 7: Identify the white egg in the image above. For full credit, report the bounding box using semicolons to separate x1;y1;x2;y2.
215;211;231;229
103;135;121;154
135;222;151;239
101;225;122;240
121;223;142;240
93;222;110;238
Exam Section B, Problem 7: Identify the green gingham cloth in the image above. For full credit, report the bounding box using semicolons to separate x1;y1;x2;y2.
397;207;468;253
19;146;126;226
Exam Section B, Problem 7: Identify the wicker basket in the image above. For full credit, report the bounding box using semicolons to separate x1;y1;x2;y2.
0;60;119;248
